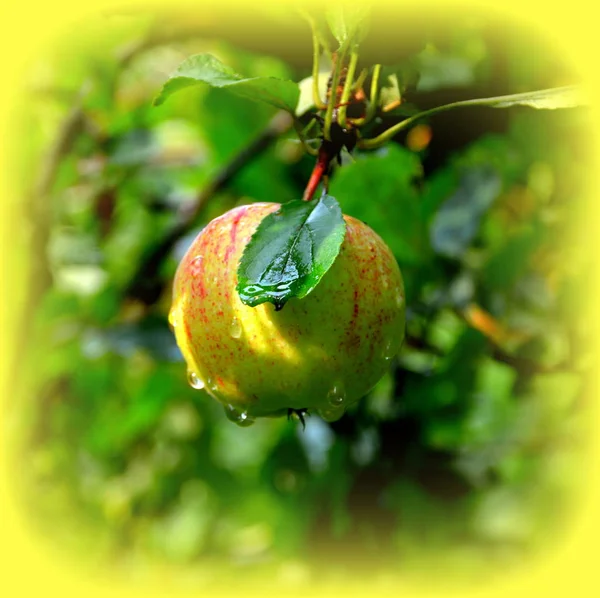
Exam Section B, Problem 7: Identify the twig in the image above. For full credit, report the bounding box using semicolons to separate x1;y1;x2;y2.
403;309;578;377
454;305;577;376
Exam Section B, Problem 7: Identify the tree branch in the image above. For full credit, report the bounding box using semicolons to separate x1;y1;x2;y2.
126;110;294;305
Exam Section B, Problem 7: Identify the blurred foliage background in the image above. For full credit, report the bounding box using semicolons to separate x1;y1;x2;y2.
8;5;595;592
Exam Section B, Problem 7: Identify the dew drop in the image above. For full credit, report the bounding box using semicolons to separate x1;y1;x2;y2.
230;317;242;339
327;384;345;406
244;284;263;295
317;404;346;423
382;338;396;362
223;404;256;427
205;377;218;394
189;255;203;277
187;370;205;390
168;308;178;329
395;288;404;309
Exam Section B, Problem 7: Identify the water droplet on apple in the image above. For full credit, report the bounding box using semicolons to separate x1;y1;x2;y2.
395;288;404;309
189;255;203;277
316;404;345;423
243;284;263;295
223;404;255;427
382;338;396;362
168;309;178;329
327;384;345;406
238;280;292;310
187;370;205;390
230;317;242;339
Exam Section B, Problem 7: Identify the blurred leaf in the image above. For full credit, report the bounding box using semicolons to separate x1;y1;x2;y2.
479;86;585;110
102;318;182;362
237;195;346;309
482;220;546;291
296;72;330;116
379;64;420;105
328;145;423;264
154;53;300;112
54;265;108;297
199;88;297;203
49;229;103;267
425;86;586;117
379;73;402;108
326;5;371;47
151;479;216;562
109;128;155;166
472;487;533;542
414;48;476;92
527;372;582;434
83;368;174;457
430;167;501;258
452;134;523;188
211;419;285;473
426;309;466;353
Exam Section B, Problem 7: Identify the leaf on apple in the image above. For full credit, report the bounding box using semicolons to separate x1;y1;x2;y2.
236;195;346;309
153;53;300;113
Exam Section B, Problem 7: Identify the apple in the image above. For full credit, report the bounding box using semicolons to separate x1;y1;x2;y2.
169;202;405;425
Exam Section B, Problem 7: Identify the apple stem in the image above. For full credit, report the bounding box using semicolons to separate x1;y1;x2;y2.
302;142;334;201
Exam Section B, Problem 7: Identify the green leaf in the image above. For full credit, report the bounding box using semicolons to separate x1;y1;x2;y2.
296;71;330;116
326;5;370;47
154;53;300;112
236;195;346;309
414;50;476;92
481;86;585;110
378;73;402;108
360;86;586;149
328;145;424;264
377;65;420;111
482;220;547;291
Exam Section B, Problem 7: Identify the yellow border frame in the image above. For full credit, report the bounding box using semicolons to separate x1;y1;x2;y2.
1;1;598;597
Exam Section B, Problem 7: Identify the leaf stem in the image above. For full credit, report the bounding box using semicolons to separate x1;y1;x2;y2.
358;87;579;149
310;20;328;111
353;68;368;95
293;118;319;156
323;51;344;141
351;63;381;127
337;48;359;129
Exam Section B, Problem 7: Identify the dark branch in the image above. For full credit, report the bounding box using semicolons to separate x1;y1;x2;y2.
126;110;294;305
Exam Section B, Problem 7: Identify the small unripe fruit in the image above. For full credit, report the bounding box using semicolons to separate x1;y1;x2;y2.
170;202;405;425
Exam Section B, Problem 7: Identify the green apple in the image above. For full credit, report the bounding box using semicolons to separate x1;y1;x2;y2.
169;202;405;425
